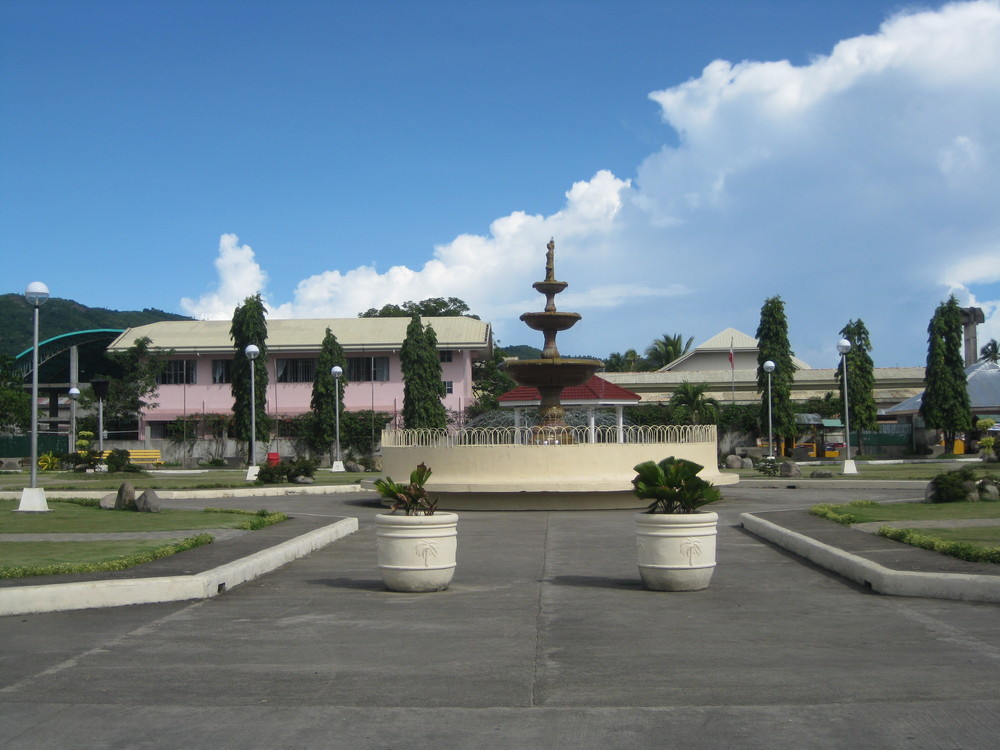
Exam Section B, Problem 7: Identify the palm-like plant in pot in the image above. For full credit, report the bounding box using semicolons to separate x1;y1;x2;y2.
373;463;458;592
632;457;721;591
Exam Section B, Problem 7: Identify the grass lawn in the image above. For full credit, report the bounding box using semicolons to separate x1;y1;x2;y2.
0;499;286;578
811;500;1000;562
0;539;190;569
0;469;369;492
0;499;278;533
820;501;1000;524
733;461;1000;482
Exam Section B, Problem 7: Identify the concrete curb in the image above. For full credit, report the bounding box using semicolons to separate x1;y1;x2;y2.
740;512;1000;603
0;517;359;617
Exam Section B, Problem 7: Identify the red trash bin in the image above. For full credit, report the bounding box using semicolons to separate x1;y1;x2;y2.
267;452;280;466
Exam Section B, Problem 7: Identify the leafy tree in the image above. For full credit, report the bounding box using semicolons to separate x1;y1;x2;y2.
230;293;271;451
468;344;517;420
0;353;30;435
921;295;972;453
644;334;694;369
981;338;1000;363
96;336;169;424
308;327;348;459
719;402;762;436
341;410;393;459
801;392;840;419
669;381;719;425
604;349;648;372
358;297;478;319
400;315;447;429
836;319;877;455
756;296;797;455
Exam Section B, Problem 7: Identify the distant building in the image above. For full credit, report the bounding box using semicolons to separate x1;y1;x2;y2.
604;328;925;413
107;317;493;437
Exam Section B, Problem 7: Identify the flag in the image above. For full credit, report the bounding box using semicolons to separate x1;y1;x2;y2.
728;339;734;369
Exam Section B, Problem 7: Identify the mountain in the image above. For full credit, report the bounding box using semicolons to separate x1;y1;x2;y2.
0;294;190;357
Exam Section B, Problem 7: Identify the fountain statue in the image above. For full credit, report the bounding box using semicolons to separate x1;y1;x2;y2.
502;239;604;443
374;239;736;509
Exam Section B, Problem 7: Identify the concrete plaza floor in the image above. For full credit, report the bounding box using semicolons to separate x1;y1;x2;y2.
2;483;1000;749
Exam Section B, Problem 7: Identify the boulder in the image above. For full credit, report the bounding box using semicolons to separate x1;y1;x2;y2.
293;475;314;484
135;489;161;513
779;461;801;478
810;470;834;479
99;492;116;510
742;457;754;469
978;481;1000;502
724;454;743;470
114;482;136;511
923;482;936;503
964;480;980;502
344;460;364;473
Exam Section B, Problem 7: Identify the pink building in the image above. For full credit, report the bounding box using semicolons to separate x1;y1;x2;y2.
106;317;493;436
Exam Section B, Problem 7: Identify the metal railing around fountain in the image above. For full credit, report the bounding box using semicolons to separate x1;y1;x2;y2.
381;424;716;448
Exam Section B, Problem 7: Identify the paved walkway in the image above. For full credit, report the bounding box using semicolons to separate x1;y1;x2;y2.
1;485;999;749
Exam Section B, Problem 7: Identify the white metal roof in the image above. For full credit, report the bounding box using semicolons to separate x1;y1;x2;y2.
107;317;492;355
660;327;812;371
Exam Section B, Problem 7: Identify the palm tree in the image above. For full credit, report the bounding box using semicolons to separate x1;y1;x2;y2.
981;338;999;363
669;381;720;425
645;334;694;370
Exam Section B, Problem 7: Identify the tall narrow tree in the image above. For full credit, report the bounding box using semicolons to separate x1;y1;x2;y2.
310;327;348;459
921;295;972;453
230;293;271;450
400;315;447;429
837;319;877;455
756;296;797;455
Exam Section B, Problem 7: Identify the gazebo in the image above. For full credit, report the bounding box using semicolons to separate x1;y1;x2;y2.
498;375;641;443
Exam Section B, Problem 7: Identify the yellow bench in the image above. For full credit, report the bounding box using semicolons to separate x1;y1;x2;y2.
101;449;164;466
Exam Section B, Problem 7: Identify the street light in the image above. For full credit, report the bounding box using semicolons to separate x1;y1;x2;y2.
763;360;775;460
331;365;344;472
18;281;51;512
837;338;858;474
245;344;260;470
68;387;80;454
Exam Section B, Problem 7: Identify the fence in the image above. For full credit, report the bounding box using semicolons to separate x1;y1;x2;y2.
381;424;715;448
0;434;67;458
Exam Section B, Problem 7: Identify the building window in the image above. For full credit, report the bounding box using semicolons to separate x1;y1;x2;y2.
276;358;317;383
443;380;453;394
212;359;232;384
159;360;197;385
347;356;389;382
439;350;453;363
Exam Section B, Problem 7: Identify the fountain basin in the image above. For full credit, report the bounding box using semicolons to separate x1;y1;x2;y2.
502;358;603;389
519;311;582;332
375;425;738;510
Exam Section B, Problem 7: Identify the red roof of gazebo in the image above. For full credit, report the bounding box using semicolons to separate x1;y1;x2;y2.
498;375;641;405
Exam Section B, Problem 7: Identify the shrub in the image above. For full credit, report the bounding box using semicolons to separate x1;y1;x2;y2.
755;457;780;477
928;466;977;503
105;448;141;473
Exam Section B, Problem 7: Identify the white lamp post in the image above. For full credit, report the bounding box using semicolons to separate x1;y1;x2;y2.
245;344;260;475
18;281;51;512
331;365;344;472
763;360;775;460
68;387;80;454
837;338;858;474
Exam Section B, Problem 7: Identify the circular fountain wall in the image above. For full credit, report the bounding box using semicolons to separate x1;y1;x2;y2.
375;239;738;510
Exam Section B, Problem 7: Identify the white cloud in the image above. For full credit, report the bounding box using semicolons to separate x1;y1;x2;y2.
183;1;1000;367
180;234;269;320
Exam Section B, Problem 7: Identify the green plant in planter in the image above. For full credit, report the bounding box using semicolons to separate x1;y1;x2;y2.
632;457;722;514
374;462;437;515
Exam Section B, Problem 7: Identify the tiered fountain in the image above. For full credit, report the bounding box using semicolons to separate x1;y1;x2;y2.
502;239;604;443
376;240;735;509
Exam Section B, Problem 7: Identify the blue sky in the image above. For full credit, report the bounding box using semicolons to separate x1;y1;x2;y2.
3;0;999;369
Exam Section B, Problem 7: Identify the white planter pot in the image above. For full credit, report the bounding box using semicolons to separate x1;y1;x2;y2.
375;512;458;592
634;511;718;591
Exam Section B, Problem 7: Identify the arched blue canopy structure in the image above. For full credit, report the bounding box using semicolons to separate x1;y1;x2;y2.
14;329;124;378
